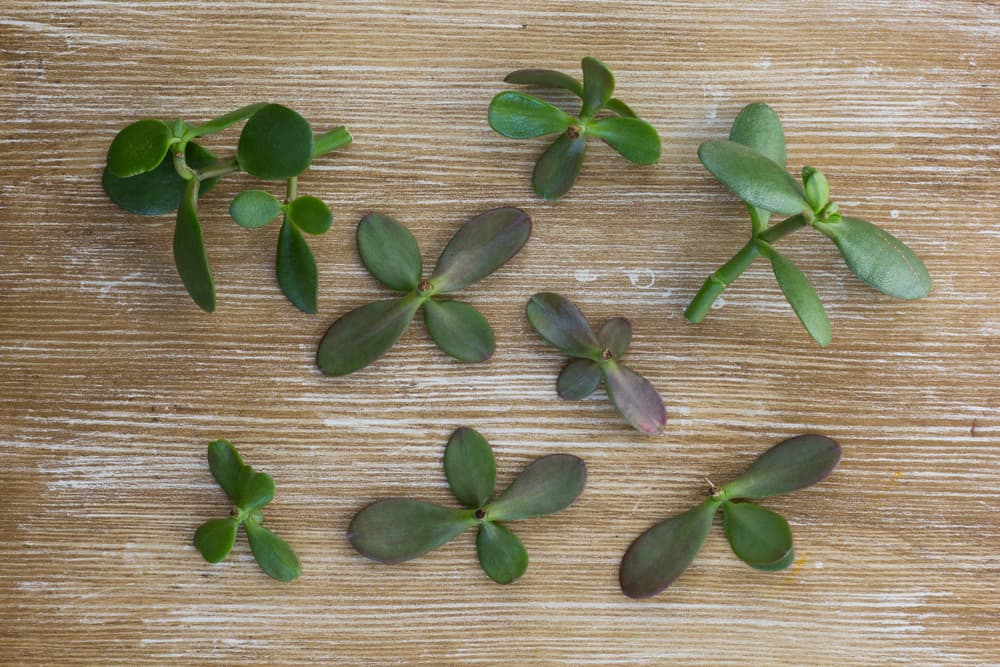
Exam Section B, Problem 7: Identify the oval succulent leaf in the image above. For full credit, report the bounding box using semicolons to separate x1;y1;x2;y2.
698;140;809;215
504;68;583;97
604;98;637;118
235;466;275;511
173;178;215;313
107;118;173;178
194;517;239;563
347;499;476;564
525;292;601;359
587;117;661;165
444;427;497;509
580;56;615;115
723;434;842;500
751;548;796;571
728;103;786;167
102;142;219;216
769;249;832;347
486;454;586;522
316;297;421;376
557;358;602;400
237;104;314;180
356;213;422;292
722;501;794;568
603;362;667;435
207;439;244;502
287;196;332;235
244;519;301;581
423;298;495;363
597;317;631;359
430;207;531;293
488;91;574;139
533;130;587;201
229;189;282;229
476;521;529;584
277;218;319;314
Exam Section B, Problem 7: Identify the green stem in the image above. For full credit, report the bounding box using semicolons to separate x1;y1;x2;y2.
285;177;297;203
197;156;241;181
684;242;760;323
312;126;352;158
758;213;808;244
172;148;196;181
748;205;768;236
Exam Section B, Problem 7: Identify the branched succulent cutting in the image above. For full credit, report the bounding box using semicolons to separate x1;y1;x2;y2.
685;102;932;345
103;103;352;313
316;208;531;376
619;434;841;598
348;428;586;584
526;293;666;435
193;439;301;582
488;57;661;201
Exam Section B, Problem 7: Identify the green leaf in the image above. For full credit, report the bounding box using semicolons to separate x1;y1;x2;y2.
723;434;842;500
207;439;244;502
347;499;476;564
751;548;796;571
698;140;809;215
230;189;282;229
604;98;637;118
423;299;495;362
816;216;931;300
189;103;268;138
288;196;332;235
504;68;583;97
486;454;586;522
769;250;832;346
722;501;794;568
597;317;631;359
587;117;661;165
580;56;615;116
430;207;531;293
444;427;496;509
619;499;717;598
488;91;574;139
235;466;275;511
103;142;219;216
237;104;314;180
107;119;173;178
477;521;528;584
244;519;301;581
316;297;421;376
193;517;239;563
729;103;786;166
356;213;423;292
556;358;602;400
276;218;318;314
172;178;215;313
525;292;601;359
603;362;667;435
533;131;586;201
802;167;830;211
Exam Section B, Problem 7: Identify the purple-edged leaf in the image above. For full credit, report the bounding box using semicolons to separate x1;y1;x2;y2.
486;454;586;522
587;117;661;165
316;297;421;376
603;363;666;435
532;131;586;201
430;207;531;293
504;68;583;97
723;434;842;500
557;358;602;400
722;501;793;568
194;517;239;563
597;317;631;359
444;427;496;509
580;56;614;116
347;499;476;564
525;292;601;359
244;519;301;581
207;439;244;502
356;213;422;292
423;298;495;363
477;521;528;584
698;140;808;215
488;91;574;139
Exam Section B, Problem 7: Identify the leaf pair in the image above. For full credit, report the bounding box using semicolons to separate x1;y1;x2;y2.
619;434;841;598
526;293;666;435
348;428;586;584
193;439;301;582
316;208;531;376
489;57;661;200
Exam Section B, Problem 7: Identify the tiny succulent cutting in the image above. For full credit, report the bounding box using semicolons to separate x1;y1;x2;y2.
488;56;661;200
619;434;841;598
686;102;932;345
103;103;352;313
526;293;666;435
316;208;531;375
193;439;301;581
348;427;586;584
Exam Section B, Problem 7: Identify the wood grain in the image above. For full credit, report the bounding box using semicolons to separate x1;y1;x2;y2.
1;1;998;664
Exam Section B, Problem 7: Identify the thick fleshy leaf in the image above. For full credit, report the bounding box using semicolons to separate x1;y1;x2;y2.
816;217;931;300
356;213;422;291
619;499;718;598
722;501;793;567
276;218;318;314
769;250;832;346
557;358;602;400
189;103;267;138
347;499;476;564
604;98;637;118
194;517;239;563
444;427;496;509
288;196;332;235
504;68;583;97
802;167;830;211
430;207;531;293
532;131;586;201
237;104;314;180
244;519;301;581
173;178;215;312
698;140;809;215
580;56;615;115
229;189;282;229
587;117;661;165
234;465;275;511
603;362;667;435
723;434;842;500
207;439;244;502
423;298;495;362
525;292;601;359
316;297;421;376
751;548;796;571
103;142;219;216
729;103;786;166
107;119;173;177
597;317;631;359
477;521;529;584
486;454;586;522
488;91;574;139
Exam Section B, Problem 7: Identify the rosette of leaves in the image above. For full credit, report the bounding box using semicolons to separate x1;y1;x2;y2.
193;439;301;582
316;208;531;376
103;103;352;313
348;427;586;584
488;56;661;200
685;102;932;345
525;293;666;435
619;434;841;598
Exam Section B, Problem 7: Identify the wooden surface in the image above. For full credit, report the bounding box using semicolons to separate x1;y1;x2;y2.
1;1;998;665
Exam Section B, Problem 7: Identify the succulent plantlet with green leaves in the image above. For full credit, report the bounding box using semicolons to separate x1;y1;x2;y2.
619;434;841;598
685;102;931;345
488;57;661;201
348;427;586;584
316;208;531;376
526;293;666;435
193;439;301;582
103;103;352;313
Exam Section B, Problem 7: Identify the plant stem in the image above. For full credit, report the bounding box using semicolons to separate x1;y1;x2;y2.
758;213;807;244
197;156;241;181
312;126;352;158
285;177;297;202
684;242;760;323
172;149;196;181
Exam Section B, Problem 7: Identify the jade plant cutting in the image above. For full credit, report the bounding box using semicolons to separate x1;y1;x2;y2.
526;293;666;435
103;103;352;313
316;208;531;375
619;434;841;598
685;102;931;345
348;428;586;584
193;439;301;581
488;56;661;200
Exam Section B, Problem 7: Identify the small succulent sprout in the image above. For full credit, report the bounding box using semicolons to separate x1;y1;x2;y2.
525;293;666;435
686;102;931;345
193;439;301;582
316;208;531;376
489;56;661;201
347;428;586;584
619;434;841;598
